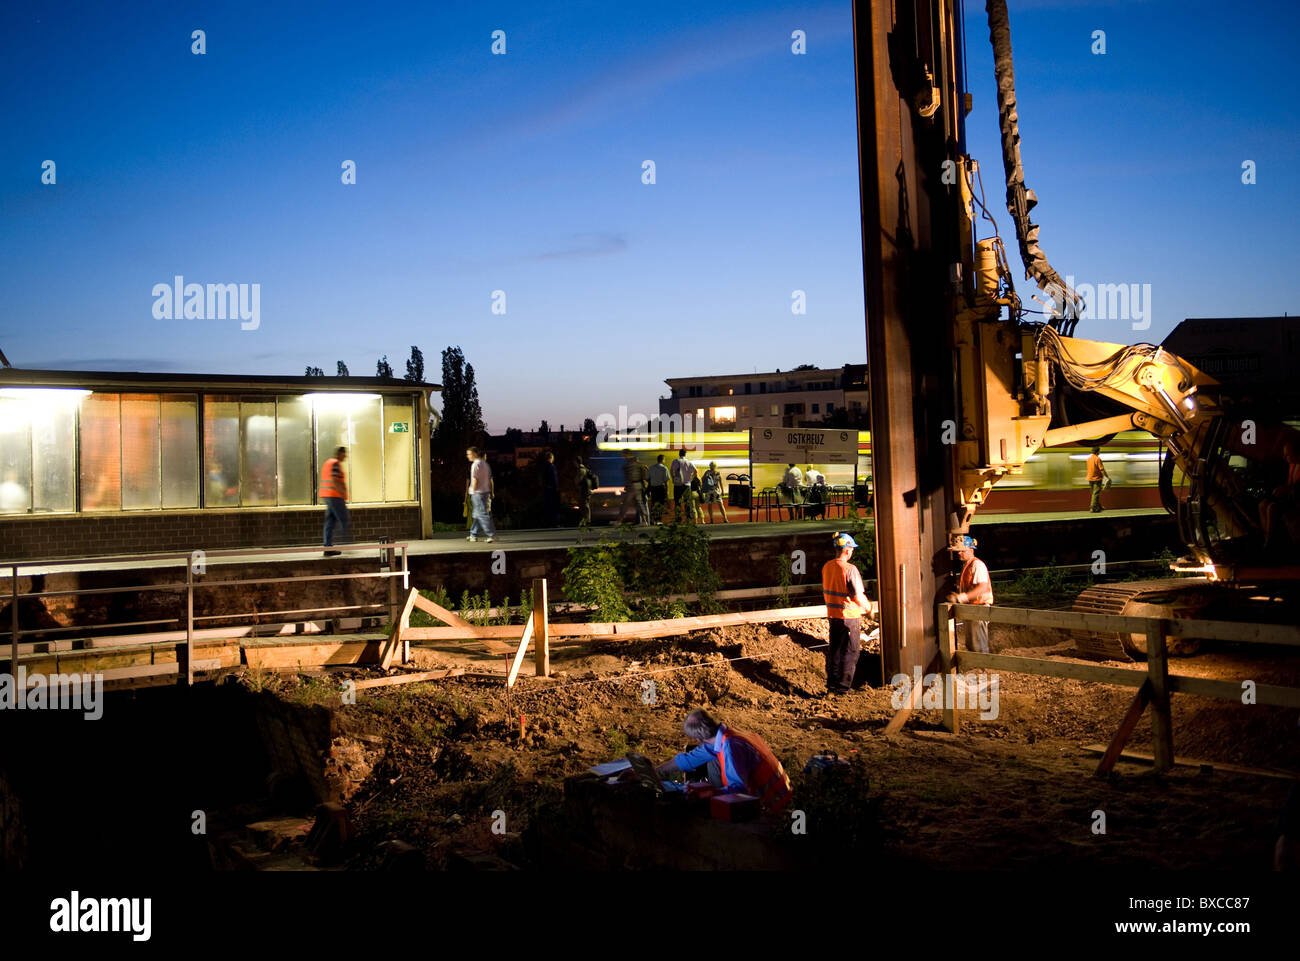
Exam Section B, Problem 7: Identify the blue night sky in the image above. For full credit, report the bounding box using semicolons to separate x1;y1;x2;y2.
2;0;1297;430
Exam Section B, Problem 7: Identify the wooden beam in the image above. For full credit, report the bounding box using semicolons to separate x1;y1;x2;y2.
883;654;939;735
1145;618;1174;773
937;605;959;734
533;578;549;677
506;612;535;688
1095;681;1151;777
1168;673;1300;709
1081;745;1300;781
411;592;473;629
958;651;1148;687
380;588;420;670
353;669;464;690
950;602;1300;647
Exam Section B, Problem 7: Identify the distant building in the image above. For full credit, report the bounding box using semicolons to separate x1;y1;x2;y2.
1162;316;1298;412
0;367;439;559
659;364;869;431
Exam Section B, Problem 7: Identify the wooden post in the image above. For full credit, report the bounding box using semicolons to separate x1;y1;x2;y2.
938;603;959;734
533;578;549;677
1145;618;1174;772
1095;681;1152;777
385;545;400;627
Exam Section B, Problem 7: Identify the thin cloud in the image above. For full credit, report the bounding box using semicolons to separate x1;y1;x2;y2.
528;233;628;261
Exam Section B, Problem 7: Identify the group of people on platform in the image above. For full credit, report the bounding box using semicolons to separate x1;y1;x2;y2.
617;448;730;527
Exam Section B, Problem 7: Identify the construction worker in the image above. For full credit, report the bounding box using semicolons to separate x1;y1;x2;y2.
1086;446;1110;512
655;708;792;813
947;535;993;653
320;446;349;556
821;531;870;694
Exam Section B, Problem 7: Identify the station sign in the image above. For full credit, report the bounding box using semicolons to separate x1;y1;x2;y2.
750;427;857;464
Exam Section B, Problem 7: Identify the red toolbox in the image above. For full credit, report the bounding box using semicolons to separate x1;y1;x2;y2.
709;793;760;822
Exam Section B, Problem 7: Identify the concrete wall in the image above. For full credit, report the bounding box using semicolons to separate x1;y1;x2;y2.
0;504;422;561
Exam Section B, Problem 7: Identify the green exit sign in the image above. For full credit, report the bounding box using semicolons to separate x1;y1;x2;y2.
389;422;410;433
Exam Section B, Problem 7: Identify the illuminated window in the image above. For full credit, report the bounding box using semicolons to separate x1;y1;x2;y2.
276;396;313;505
203;397;241;507
383;397;415;501
80;393;122;511
160;395;199;508
314;394;383;503
121;394;162;510
240;399;277;506
770;404;779;416
712;406;736;423
0;390;80;514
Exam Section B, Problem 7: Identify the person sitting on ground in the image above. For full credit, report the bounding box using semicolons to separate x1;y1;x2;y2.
655;708;792;812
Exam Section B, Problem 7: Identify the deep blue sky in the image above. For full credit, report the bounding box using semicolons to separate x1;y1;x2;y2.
2;0;1296;430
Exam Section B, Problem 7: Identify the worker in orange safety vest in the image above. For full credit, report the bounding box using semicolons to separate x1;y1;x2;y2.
820;531;871;695
320;446;349;555
656;708;792;813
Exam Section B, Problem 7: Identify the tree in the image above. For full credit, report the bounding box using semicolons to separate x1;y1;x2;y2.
405;346;425;383
336;361;350;377
432;346;486;456
305;365;325;377
583;417;597;437
539;419;550;438
376;355;393;378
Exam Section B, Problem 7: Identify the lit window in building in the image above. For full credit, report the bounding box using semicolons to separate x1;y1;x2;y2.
81;393;123;511
314;393;384;503
770;404;779;416
276;395;313;505
712;405;736;424
384;397;416;501
203;396;241;507
0;389;81;514
160;395;199;508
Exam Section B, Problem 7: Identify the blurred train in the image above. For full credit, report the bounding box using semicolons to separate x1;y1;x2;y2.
588;430;1166;520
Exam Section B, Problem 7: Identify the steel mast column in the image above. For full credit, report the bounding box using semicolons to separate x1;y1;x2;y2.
853;0;968;679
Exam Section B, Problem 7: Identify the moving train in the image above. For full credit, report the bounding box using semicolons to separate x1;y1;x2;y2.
589;429;1166;519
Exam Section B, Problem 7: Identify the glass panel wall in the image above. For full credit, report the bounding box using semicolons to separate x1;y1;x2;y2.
314;394;384;503
161;395;199;508
79;393;122;511
276;396;313;505
0;395;32;513
240;399;277;506
30;392;78;513
203;396;241;507
383;397;415;501
121;393;161;509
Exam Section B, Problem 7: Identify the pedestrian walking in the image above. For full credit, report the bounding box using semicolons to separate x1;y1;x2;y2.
320;446;349;556
466;447;496;542
1086;446;1110;513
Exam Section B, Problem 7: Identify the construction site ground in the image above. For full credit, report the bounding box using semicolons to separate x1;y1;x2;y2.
265;600;1300;870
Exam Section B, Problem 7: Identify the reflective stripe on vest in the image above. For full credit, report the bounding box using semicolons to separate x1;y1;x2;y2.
822;558;862;619
724;726;793;812
716;732;730;788
320;458;347;499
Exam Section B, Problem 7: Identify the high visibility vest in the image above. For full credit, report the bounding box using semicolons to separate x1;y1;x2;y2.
822;558;864;619
718;726;793;814
959;558;994;604
320;458;347;500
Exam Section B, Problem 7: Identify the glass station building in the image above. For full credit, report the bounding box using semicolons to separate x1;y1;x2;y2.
0;368;439;560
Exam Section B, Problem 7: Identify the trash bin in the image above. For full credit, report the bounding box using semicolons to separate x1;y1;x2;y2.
729;484;752;509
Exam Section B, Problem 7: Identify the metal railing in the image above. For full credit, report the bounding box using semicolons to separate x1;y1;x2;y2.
4;542;409;685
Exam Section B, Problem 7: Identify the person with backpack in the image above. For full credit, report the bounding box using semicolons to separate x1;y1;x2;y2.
700;461;729;524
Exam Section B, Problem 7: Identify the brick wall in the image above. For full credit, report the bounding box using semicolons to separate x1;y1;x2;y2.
0;505;422;560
